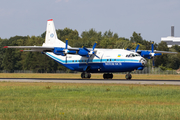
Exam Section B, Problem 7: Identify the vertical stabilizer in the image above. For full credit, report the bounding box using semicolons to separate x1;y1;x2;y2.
43;19;71;48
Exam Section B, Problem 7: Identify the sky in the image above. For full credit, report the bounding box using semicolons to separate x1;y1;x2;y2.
0;0;180;43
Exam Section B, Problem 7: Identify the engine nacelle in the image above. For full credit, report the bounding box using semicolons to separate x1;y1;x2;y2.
53;47;65;56
140;51;151;58
67;51;77;54
78;49;89;57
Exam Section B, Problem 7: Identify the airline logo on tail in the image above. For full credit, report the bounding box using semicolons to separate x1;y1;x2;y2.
50;33;54;38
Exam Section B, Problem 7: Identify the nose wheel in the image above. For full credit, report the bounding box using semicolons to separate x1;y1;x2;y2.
103;73;113;79
81;72;91;79
125;73;132;80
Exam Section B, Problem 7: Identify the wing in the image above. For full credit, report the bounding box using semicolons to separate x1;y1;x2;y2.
136;50;177;54
154;50;177;54
3;46;54;52
3;46;80;52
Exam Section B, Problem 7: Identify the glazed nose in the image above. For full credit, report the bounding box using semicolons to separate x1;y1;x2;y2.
139;58;147;66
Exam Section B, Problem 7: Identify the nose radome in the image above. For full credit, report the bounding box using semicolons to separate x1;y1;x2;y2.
139;58;147;66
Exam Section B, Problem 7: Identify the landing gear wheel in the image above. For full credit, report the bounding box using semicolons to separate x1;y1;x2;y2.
81;72;85;78
103;73;113;79
125;73;132;80
81;72;91;79
85;73;91;78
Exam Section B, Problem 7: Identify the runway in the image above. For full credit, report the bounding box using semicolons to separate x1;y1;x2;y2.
0;78;180;85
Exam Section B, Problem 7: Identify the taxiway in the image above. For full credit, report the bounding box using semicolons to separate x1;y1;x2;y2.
0;78;180;85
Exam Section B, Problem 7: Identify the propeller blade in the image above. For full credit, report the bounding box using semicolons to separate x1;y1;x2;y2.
93;53;100;59
83;46;90;52
152;57;155;66
65;39;68;49
66;56;67;64
92;42;97;51
154;53;162;56
151;42;154;53
86;56;91;64
135;44;140;52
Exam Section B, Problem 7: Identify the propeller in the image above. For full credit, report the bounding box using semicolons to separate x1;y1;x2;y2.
149;42;162;66
64;39;68;54
83;42;100;64
64;39;69;64
133;42;162;66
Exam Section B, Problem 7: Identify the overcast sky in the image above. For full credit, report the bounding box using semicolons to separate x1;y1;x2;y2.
0;0;180;43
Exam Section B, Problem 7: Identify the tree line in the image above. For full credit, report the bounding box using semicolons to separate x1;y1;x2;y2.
0;28;180;72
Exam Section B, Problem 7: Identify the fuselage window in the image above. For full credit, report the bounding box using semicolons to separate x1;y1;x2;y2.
114;59;116;61
136;54;140;56
110;59;111;61
75;60;77;62
72;60;74;62
107;59;109;61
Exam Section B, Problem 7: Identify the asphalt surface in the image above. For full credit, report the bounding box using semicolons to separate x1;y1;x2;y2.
0;78;180;85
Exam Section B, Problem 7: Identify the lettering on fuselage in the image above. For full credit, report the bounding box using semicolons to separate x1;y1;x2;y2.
105;62;122;66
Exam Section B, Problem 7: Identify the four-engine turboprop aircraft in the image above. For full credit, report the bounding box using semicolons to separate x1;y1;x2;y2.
4;19;154;79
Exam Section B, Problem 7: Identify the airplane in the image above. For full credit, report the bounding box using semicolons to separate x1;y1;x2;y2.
3;19;174;80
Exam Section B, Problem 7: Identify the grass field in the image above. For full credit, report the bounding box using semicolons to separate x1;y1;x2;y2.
0;73;180;80
0;82;180;120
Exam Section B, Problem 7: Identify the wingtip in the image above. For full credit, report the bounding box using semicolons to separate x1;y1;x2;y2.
3;46;8;48
20;50;24;52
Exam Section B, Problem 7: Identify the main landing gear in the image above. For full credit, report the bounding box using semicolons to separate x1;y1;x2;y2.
80;72;132;80
81;72;91;79
125;73;132;80
103;73;113;79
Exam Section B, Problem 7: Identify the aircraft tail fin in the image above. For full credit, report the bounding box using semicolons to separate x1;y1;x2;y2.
43;19;70;48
